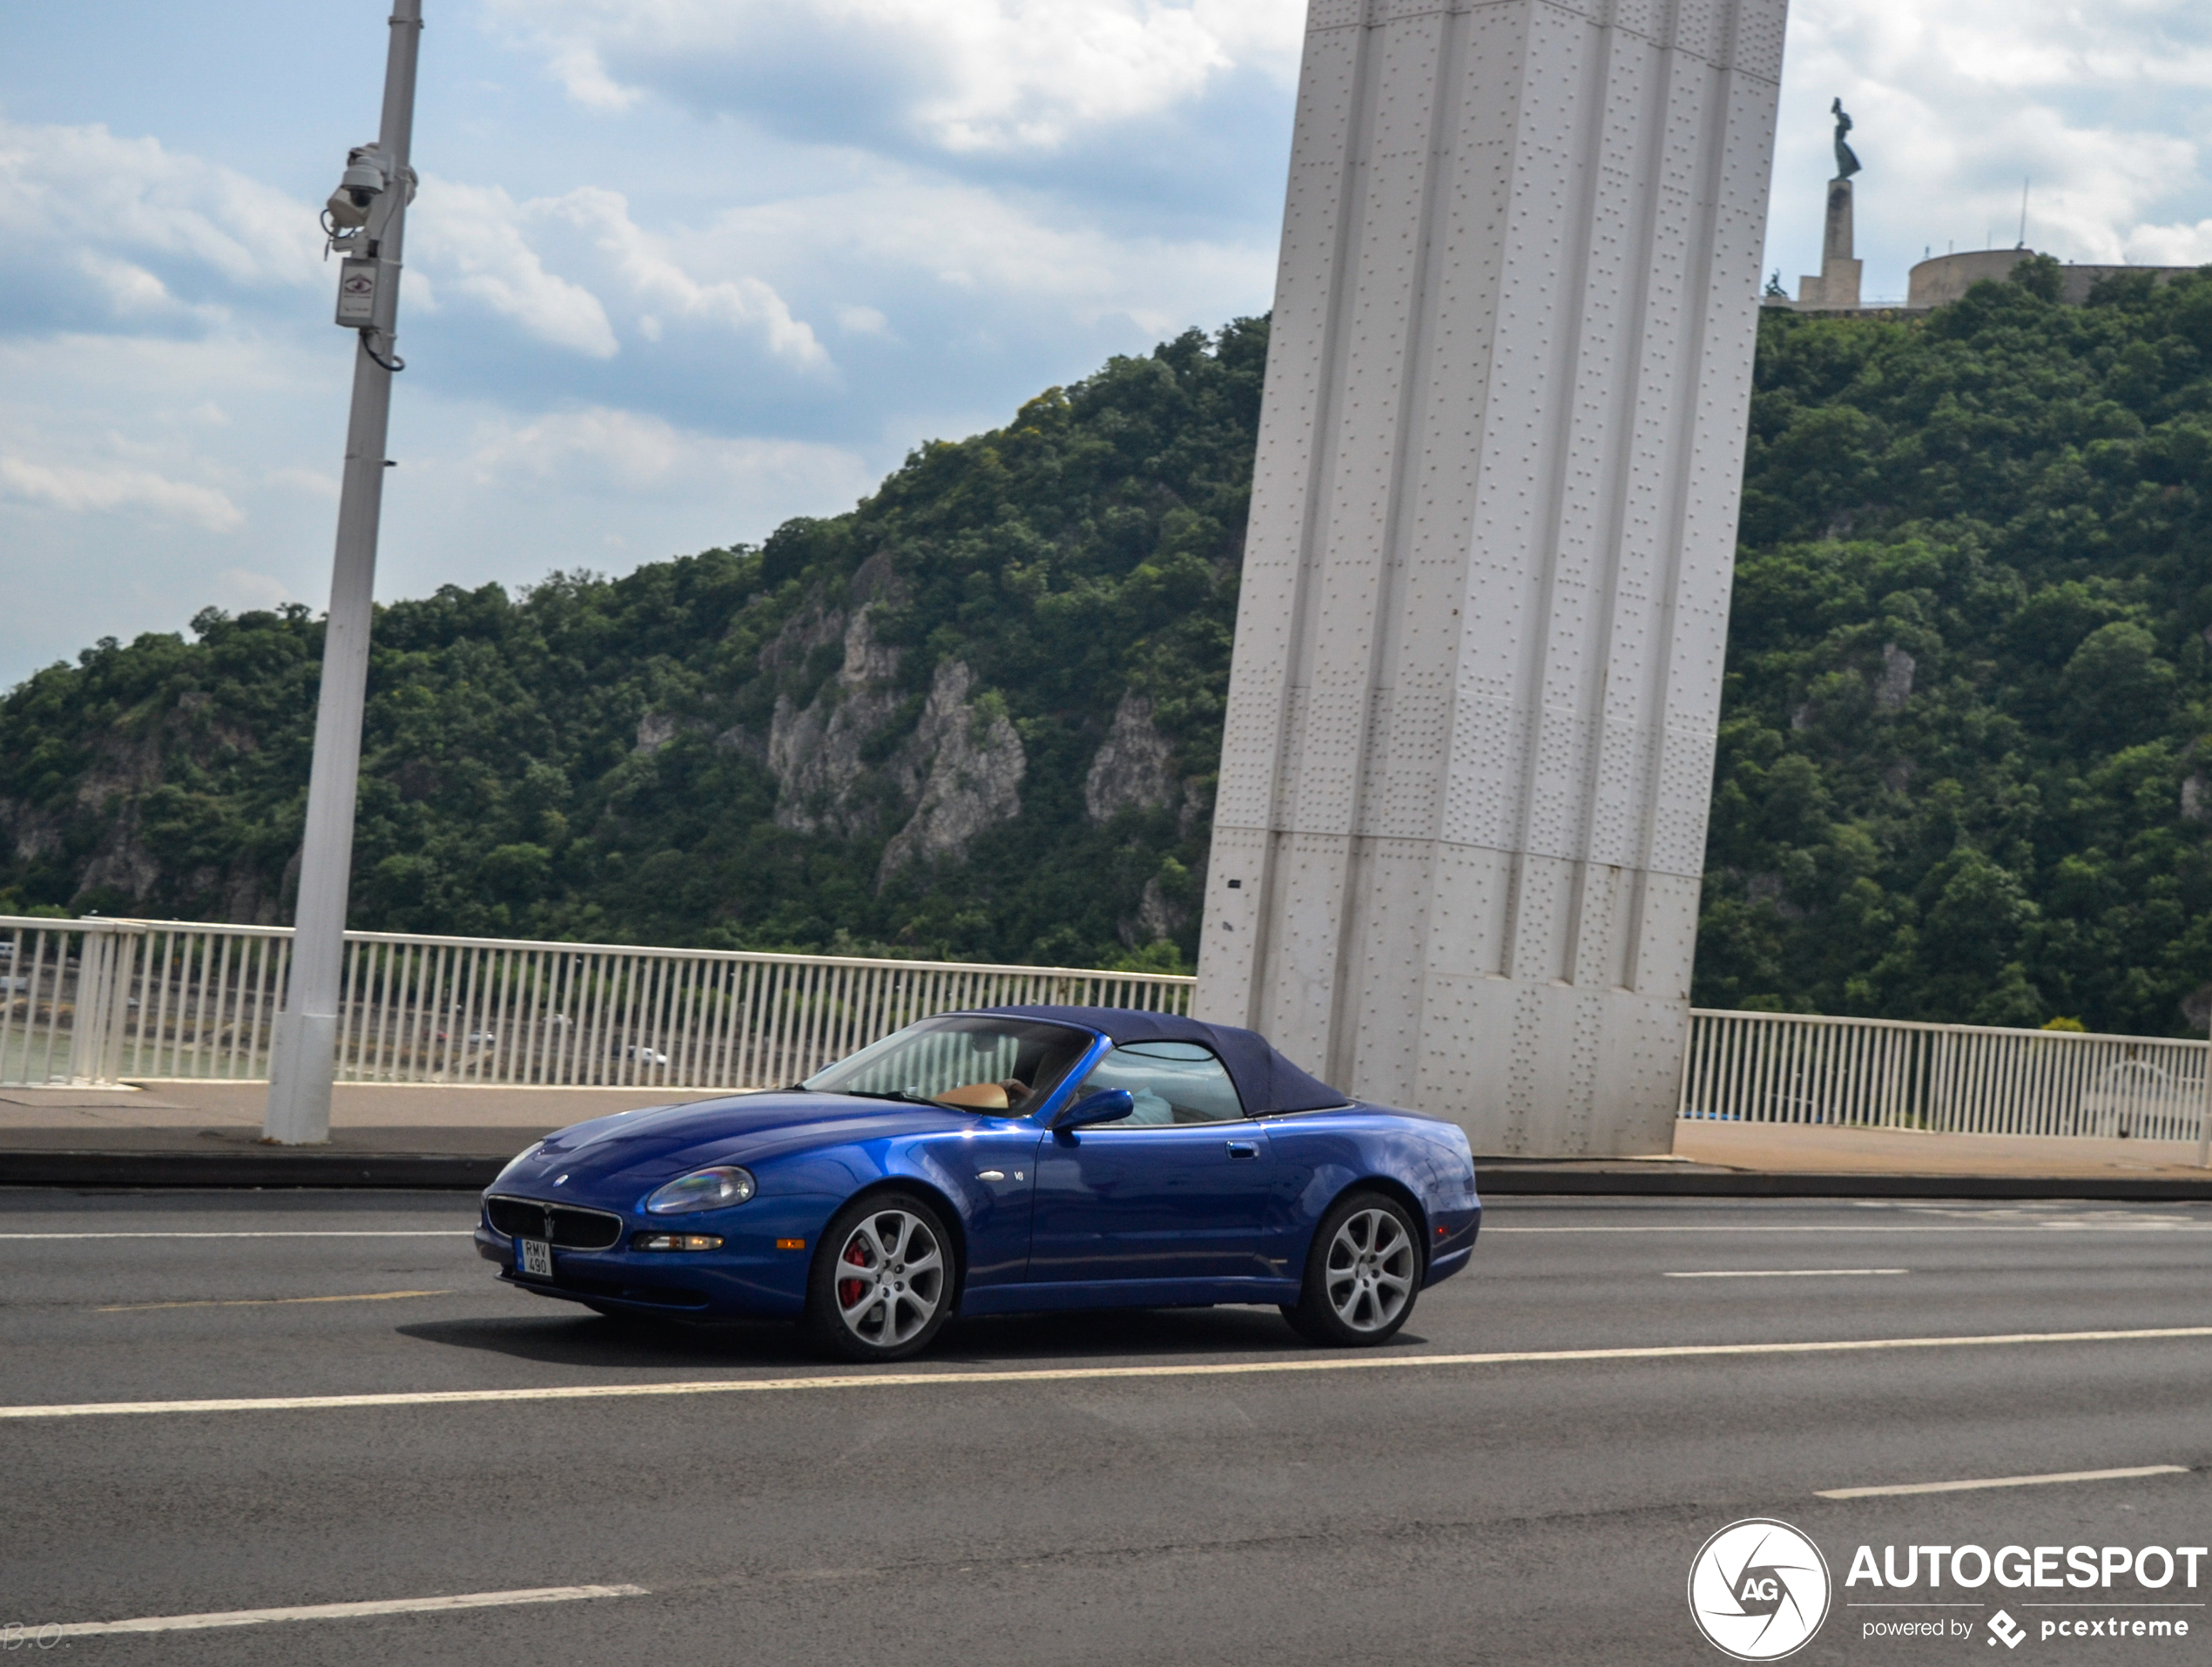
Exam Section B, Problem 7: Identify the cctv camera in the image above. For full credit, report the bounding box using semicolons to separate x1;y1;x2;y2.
341;165;382;204
324;145;388;231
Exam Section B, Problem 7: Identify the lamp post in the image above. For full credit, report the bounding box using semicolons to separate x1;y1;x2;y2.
264;1;423;1144
2199;1010;2212;1170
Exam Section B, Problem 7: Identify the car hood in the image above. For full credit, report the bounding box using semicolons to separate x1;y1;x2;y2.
491;1091;989;1197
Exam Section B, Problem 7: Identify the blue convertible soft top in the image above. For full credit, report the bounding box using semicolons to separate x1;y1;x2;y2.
982;1006;1348;1117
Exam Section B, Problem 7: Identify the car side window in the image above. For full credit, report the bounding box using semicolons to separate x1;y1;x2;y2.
1074;1041;1244;1126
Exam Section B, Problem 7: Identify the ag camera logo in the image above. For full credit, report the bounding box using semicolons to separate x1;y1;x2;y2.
1689;1519;1832;1660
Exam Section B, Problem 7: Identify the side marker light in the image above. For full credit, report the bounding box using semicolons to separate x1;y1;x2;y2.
777;1238;806;1251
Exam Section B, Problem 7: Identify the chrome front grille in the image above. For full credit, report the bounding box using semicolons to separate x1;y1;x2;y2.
485;1195;624;1250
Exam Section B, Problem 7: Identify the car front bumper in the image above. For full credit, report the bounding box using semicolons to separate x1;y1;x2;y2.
475;1214;819;1318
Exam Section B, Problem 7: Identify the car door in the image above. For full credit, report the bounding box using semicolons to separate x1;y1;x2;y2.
1027;1041;1275;1290
925;1119;1050;1292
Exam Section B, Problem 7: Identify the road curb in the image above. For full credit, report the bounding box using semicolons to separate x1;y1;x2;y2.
0;1150;502;1189
3;1148;2209;1199
1477;1166;2212;1201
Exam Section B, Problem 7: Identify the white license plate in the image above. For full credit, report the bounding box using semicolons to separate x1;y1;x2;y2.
516;1238;553;1278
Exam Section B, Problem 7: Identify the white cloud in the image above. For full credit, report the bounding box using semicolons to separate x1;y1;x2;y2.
466;404;868;500
490;0;1303;152
0;324;880;688
1832;0;2212;95
0;116;820;375
215;566;296;608
547;186;827;367
543;37;643;112
0;455;242;532
712;175;1271;337
0;115;320;304
405;178;825;367
75;252;181;317
2126;219;2212;265
266;465;340;500
408;179;621;357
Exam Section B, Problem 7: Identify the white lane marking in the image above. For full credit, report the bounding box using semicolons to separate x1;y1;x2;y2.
98;1289;452;1313
43;1583;648;1637
9;1223;2196;1242
0;1231;471;1240
1488;1224;2212;1233
8;1325;2212;1421
1664;1268;1907;1279
1817;1464;2189;1501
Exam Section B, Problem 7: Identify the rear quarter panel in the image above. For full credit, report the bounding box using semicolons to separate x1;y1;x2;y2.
1256;1107;1481;1286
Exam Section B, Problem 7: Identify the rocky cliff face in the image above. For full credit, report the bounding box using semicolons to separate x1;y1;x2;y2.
1084;693;1177;824
1;692;283;923
765;604;909;841
878;659;1025;885
739;557;1028;886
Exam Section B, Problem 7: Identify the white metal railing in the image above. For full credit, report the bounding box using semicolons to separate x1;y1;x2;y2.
1681;1008;2212;1152
10;914;2206;1156
0;915;1193;1091
0;918;141;1086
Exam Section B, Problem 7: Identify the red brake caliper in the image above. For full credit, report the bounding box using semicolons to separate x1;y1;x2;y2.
838;1237;869;1308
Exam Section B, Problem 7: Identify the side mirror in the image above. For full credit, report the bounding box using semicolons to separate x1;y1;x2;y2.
1053;1088;1133;1130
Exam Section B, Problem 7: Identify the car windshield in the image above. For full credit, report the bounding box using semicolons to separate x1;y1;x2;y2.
803;1016;1096;1114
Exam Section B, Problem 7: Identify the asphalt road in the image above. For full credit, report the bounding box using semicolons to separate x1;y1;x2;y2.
3;1187;2209;1665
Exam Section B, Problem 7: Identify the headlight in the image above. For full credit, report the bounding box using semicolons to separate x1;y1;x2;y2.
643;1165;756;1214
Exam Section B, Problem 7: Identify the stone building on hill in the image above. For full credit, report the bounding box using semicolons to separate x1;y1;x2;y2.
1904;250;2196;308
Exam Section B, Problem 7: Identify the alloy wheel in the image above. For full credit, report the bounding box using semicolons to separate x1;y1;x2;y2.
833;1208;945;1348
1321;1206;1414;1333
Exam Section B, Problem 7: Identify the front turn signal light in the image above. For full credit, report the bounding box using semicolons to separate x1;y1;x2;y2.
631;1232;725;1252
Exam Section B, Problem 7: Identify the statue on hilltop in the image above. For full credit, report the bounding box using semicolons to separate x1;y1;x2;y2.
1831;98;1860;180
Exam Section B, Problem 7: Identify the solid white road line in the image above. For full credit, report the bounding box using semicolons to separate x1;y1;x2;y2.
1817;1464;2190;1501
41;1583;648;1637
8;1326;2212;1421
1488;1224;2212;1234
0;1231;470;1240
98;1289;452;1313
1663;1269;1907;1279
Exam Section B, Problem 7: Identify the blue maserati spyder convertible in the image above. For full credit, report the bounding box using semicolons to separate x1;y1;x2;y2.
476;1006;1481;1360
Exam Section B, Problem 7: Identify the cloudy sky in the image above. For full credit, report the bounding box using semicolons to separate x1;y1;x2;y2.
3;0;2209;689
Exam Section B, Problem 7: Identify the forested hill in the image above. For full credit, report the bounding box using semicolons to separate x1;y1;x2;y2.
0;323;1266;973
1704;260;2212;1036
7;263;2212;1034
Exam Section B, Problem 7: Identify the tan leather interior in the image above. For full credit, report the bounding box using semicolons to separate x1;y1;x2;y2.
934;1081;1011;1110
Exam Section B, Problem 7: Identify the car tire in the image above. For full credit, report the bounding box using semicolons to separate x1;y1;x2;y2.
1285;1190;1422;1347
804;1192;958;1363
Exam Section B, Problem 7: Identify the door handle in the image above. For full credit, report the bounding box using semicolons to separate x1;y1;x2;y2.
1225;1141;1259;1159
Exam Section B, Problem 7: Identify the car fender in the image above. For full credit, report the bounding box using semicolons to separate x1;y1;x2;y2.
1260;1114;1457;1282
1315;1172;1430;1276
813;1166;974;1306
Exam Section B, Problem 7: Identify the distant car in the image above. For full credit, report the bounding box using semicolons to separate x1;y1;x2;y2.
477;1006;1482;1360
